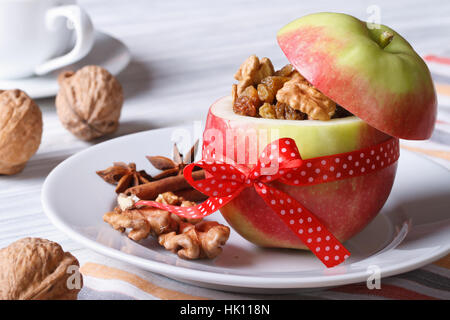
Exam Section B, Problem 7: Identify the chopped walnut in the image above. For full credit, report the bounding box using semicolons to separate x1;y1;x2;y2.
103;207;151;241
117;193;137;211
138;207;179;236
103;192;230;260
231;56;349;121
156;192;202;224
158;221;230;259
234;55;274;95
155;192;180;205
103;192;202;241
276;72;336;120
274;64;296;77
103;205;178;240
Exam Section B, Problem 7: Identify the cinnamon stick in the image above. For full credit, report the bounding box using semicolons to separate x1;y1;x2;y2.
126;170;205;200
174;188;208;202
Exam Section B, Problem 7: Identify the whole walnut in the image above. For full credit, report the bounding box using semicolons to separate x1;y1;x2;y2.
56;65;124;141
0;90;42;175
0;238;83;300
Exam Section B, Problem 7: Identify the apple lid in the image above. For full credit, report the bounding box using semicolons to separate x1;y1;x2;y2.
277;12;437;140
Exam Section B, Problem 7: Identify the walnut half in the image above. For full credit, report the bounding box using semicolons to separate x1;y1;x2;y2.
0;238;82;300
234;55;274;95
103;192;230;259
103;192;201;241
158;221;230;259
276;72;336;120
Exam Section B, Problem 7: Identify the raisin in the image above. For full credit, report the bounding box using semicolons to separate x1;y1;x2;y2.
332;104;353;118
257;76;290;103
259;103;277;119
275;102;305;120
233;86;262;117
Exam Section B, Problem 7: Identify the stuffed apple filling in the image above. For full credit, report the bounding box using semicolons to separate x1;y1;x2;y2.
231;55;352;121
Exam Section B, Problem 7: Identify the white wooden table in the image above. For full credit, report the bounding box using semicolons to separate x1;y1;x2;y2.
1;0;449;299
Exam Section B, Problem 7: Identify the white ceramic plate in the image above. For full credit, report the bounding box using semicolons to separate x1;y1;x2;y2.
0;31;130;99
42;127;450;293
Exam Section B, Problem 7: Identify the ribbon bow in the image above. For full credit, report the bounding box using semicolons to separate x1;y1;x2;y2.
137;137;399;268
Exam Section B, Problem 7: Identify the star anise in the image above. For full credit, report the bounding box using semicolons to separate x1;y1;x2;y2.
96;162;152;193
146;140;199;180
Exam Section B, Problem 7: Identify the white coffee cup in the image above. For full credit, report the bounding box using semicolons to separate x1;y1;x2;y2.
0;0;94;79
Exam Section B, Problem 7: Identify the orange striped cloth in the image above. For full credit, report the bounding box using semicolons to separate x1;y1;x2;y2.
329;255;450;300
77;254;450;300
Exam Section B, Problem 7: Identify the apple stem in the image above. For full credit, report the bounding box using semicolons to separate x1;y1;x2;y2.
379;31;394;49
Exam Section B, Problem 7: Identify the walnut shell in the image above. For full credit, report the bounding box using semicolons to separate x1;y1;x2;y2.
0;238;83;300
0;90;42;175
56;65;124;141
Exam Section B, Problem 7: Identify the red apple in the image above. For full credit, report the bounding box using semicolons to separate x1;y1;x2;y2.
202;97;397;249
277;12;437;140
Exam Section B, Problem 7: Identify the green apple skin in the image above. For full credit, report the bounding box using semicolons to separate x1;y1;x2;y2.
202;97;397;249
277;12;437;140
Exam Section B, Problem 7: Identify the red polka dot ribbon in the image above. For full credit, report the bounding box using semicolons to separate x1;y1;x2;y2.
137;137;400;268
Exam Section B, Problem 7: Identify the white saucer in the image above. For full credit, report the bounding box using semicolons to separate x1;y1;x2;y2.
0;31;130;99
41;126;450;293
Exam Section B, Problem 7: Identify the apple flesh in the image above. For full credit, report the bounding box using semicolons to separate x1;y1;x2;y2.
277;12;436;140
202;96;397;249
